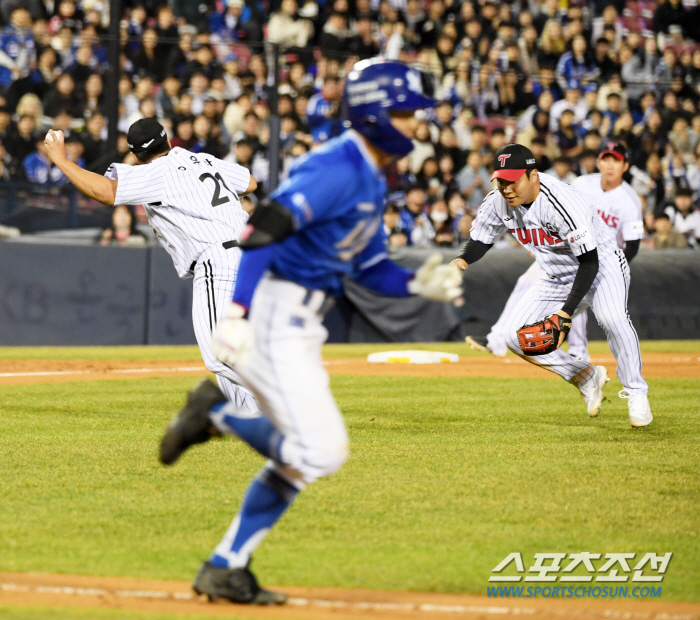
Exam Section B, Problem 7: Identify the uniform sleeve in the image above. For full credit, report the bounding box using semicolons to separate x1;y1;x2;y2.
271;152;353;228
541;182;598;257
469;191;508;244
110;163;164;206
216;159;252;194
619;187;645;241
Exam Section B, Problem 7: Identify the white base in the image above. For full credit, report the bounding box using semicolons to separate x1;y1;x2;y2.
367;350;460;364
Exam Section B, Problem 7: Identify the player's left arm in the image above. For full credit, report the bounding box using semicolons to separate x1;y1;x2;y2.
218;159;256;196
44;130;117;204
353;232;463;304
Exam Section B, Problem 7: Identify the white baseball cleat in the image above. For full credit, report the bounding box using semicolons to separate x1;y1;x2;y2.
580;366;609;417
619;390;653;428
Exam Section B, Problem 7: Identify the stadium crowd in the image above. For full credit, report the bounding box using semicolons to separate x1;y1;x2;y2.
0;0;699;249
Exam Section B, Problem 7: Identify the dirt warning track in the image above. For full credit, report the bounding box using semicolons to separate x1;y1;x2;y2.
1;572;699;620
0;352;698;385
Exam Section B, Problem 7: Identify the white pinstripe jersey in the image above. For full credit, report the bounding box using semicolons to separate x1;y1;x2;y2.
571;174;644;249
106;147;251;278
471;174;618;283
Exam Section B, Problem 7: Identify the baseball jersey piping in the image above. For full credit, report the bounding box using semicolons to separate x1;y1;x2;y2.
538;181;577;231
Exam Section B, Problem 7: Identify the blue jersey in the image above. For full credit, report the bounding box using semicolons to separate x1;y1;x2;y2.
0;26;36;87
306;94;343;143
267;130;388;296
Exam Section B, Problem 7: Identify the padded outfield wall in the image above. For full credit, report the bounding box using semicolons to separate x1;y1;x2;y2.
0;243;697;345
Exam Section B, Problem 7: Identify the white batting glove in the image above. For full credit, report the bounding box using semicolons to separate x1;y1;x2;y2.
211;302;253;367
407;253;464;306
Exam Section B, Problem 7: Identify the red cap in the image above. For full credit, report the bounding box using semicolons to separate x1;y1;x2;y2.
598;142;627;161
491;168;526;182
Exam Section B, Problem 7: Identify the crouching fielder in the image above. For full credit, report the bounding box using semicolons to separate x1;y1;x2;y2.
158;59;463;605
452;143;652;428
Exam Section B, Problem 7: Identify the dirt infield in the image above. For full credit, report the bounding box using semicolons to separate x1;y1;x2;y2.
0;352;698;385
1;572;699;620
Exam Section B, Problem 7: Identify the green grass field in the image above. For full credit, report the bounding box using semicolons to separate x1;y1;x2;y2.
0;343;698;607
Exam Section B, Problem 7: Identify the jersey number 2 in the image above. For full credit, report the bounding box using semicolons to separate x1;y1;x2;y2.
199;172;238;207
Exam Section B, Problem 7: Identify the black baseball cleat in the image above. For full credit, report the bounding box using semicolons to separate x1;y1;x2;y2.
193;561;287;605
159;379;226;465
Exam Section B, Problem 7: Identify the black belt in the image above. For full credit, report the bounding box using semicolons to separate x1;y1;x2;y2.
222;240;239;249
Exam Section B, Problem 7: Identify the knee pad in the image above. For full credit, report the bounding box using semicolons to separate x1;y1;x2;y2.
299;441;349;483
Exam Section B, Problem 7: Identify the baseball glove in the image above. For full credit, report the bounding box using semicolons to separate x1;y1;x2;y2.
517;314;572;356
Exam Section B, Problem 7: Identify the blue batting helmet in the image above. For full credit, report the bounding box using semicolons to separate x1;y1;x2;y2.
344;58;436;158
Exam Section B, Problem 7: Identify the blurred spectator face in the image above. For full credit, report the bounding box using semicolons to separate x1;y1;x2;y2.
131;5;146;25
523;25;537;47
254;101;269;120
471;127;487;150
538;90;554;112
644;37;657;55
0;110;11;131
406;187;426;214
158;6;175;28
54;110;73;130
196;46;213;67
86;74;103;98
243;113;259;136
430;200;449;225
436;102;452;124
559;110;575;130
564;87;580;104
480;2;496;22
87;113;104;138
646;152;660;175
443;22;457;40
39;48;56;71
65;140;84;162
119;75;133;97
428;0;444;20
396;156;410;173
290;141;308;158
11;7;31;28
439;155;453;175
448;192;465;218
415;122;430;142
675;193;693;215
17;116;33;138
383;206;400;230
530;140;545;158
554;159;571;178
603;5;618;24
143;29;158;52
672;117;688;136
179;33;193;53
619;45;633;66
193;116;211;140
190;73;208;95
113;205;133;230
437;36;454;57
466;151;481;171
519;9;533;28
584;130;602;152
663;49;677;69
33;19;50;46
281;0;298;14
389;230;408;246
662;91;677;111
249;56;266;79
178;93;193;115
458;213;474;238
203;99;218;119
654;214;671;235
572;35;586;57
177;120;193;140
490;130;506;151
607;94;621;113
135;77;153;100
76;45;92;66
294;95;308;120
580;153;596;174
140;97;156;118
616;110;633;131
648;110;662;131
322;79;339;101
163;76;180;98
236;141;253;164
281;115;296;136
56;74;75;96
640;91;655;111
465;20;481;39
422;158;438;178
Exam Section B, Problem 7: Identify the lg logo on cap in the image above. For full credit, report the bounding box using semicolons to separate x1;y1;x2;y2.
498;154;511;167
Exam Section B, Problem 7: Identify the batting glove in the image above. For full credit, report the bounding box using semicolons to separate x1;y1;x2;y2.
211;302;253;367
407;253;464;306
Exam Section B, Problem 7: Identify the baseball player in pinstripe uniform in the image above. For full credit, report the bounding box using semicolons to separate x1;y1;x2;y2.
467;142;644;363
43;119;259;411
156;59;463;605
452;143;653;428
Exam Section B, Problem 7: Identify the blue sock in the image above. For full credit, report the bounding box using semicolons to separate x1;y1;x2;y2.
210;467;299;569
210;402;284;461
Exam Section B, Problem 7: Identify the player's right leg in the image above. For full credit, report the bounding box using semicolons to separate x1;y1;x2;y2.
198;275;348;601
567;311;590;362
481;260;543;356
502;277;608;417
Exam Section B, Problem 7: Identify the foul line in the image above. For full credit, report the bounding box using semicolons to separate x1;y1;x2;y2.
0;582;536;615
0;367;206;378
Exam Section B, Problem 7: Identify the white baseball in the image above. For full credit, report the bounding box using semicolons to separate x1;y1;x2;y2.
45;130;54;142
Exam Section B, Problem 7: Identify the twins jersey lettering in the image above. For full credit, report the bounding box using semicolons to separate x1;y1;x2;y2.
105;147;251;278
471;175;618;282
571;174;644;249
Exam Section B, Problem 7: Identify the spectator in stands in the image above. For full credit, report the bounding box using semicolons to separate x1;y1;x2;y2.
132;28;165;83
99;204;147;246
268;0;314;49
5;114;35;164
546;156;577;184
652;0;686;36
402;185;434;247
80;111;106;171
651;212;688;248
43;72;81;118
665;188;700;247
556;34;595;89
457;150;491;210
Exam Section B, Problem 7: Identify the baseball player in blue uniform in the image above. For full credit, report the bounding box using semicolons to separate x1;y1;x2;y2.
158;59;463;605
